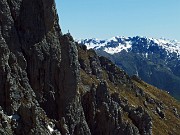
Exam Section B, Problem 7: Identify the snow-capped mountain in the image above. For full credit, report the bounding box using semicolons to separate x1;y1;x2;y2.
78;36;180;58
78;36;180;100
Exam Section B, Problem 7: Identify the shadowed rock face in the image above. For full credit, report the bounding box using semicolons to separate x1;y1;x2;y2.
0;0;90;134
0;0;179;135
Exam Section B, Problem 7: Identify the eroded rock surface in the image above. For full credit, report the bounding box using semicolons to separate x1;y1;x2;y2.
0;0;89;134
82;82;152;135
0;0;179;135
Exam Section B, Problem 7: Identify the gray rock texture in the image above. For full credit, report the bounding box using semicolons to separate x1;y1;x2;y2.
0;0;179;135
0;0;89;134
82;82;152;135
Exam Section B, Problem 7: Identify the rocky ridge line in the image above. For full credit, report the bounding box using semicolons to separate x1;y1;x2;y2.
0;0;179;135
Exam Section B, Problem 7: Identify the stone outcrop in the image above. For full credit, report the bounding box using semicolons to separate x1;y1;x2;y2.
0;0;89;134
99;56;132;85
82;82;152;135
0;0;179;135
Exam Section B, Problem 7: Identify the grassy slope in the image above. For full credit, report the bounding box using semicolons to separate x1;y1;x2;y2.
133;80;180;135
78;45;180;135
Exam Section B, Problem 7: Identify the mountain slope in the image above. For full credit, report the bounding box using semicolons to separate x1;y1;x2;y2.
78;36;180;100
0;0;179;135
78;45;180;135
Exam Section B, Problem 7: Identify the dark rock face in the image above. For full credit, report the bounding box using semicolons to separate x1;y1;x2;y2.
0;0;90;134
128;106;152;135
82;82;152;135
156;107;165;119
0;0;179;135
99;56;133;86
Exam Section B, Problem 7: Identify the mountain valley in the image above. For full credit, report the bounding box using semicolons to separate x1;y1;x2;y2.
78;36;180;100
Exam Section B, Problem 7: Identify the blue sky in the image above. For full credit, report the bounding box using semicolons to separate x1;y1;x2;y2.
55;0;180;40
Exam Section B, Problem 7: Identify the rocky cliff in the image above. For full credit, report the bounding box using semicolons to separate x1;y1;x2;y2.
0;0;89;134
0;0;179;135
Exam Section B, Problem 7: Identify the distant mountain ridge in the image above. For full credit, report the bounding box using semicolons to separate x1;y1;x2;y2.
78;36;180;100
78;36;180;57
1;0;180;134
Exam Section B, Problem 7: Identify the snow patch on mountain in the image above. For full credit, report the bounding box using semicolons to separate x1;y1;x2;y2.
77;36;180;57
104;41;132;54
152;38;180;56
